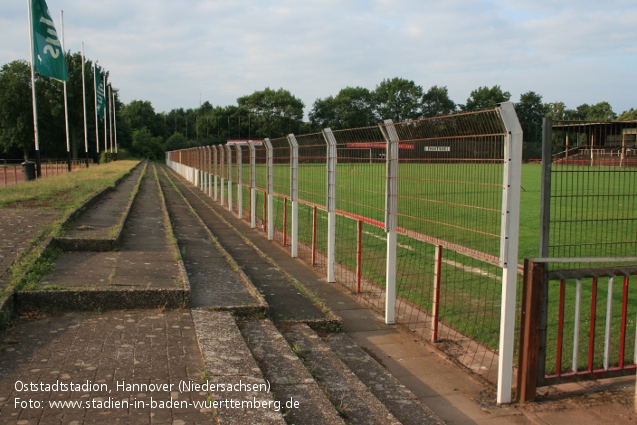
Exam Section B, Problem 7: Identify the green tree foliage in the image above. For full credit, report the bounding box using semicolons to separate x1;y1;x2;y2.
165;132;188;151
617;108;637;121
463;85;511;112
545;101;575;121
0;54;119;162
515;91;547;158
577;102;617;121
309;86;376;129
61;52;102;158
0;60;38;159
421;85;457;117
131;127;164;159
237;87;304;138
373;77;423;122
546;101;618;121
120;100;164;137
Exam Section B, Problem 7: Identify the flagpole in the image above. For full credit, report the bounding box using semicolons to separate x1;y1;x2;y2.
81;42;89;168
103;74;108;162
108;84;113;154
27;0;42;177
93;63;99;156
112;88;118;159
60;10;71;172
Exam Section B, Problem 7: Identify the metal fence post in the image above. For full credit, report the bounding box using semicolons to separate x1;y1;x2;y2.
496;101;523;404
323;128;337;283
432;245;443;342
201;146;206;192
235;144;243;219
540;117;552;258
198;147;203;189
265;138;274;241
288;134;299;258
248;141;257;229
212;146;218;201
226;144;233;212
383;119;399;325
517;259;545;403
220;145;225;206
207;146;212;197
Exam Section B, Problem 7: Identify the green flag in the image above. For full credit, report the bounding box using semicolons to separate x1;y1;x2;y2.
30;0;68;81
94;65;106;119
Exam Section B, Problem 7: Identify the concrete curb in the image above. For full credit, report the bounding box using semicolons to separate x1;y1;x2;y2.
51;162;146;252
14;287;188;312
153;164;191;307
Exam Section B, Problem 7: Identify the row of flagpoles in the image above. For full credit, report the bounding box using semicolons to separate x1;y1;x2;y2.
28;0;118;177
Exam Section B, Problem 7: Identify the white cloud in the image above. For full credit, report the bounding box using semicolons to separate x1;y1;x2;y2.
1;0;636;115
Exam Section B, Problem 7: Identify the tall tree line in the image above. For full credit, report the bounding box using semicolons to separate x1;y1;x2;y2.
2;61;634;161
0;55;116;161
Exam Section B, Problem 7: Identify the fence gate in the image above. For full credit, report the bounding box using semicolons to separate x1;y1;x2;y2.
517;118;637;402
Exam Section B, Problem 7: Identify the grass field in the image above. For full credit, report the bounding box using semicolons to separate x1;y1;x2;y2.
230;161;637;373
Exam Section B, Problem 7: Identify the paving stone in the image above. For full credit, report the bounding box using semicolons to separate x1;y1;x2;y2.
0;310;214;424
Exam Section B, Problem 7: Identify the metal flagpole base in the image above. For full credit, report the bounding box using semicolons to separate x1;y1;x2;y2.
35;150;42;178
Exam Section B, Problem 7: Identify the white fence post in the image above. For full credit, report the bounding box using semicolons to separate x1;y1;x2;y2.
248;140;257;229
207;146;212;197
226;144;233;212
288;134;299;258
235;144;243;219
199;147;204;190
496;101;523;404
323;128;337;283
212;146;218;201
220;145;225;206
383;119;399;325
265;138;274;241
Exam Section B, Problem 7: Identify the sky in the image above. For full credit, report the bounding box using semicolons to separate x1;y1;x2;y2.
1;0;636;117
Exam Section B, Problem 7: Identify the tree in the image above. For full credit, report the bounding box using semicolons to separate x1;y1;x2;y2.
515;91;547;158
463;85;511;112
586;102;617;121
309;86;376;129
545;101;572;121
165;132;188;151
0;60;38;160
120;100;163;137
421;85;456;117
618;108;637;121
373;77;423;122
237;88;304;138
131;127;164;159
57;51;95;158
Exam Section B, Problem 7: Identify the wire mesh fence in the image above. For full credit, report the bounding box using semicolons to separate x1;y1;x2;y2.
542;120;637;268
166;104;524;399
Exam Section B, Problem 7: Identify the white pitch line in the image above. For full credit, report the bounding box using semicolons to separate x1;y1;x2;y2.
363;231;501;281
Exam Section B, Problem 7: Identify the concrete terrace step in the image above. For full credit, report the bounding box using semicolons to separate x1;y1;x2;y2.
240;319;346;425
20;163;188;311
162;165;337;326
324;332;445;425
281;322;402;425
158;167;266;312
191;310;286;425
53;162;146;252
